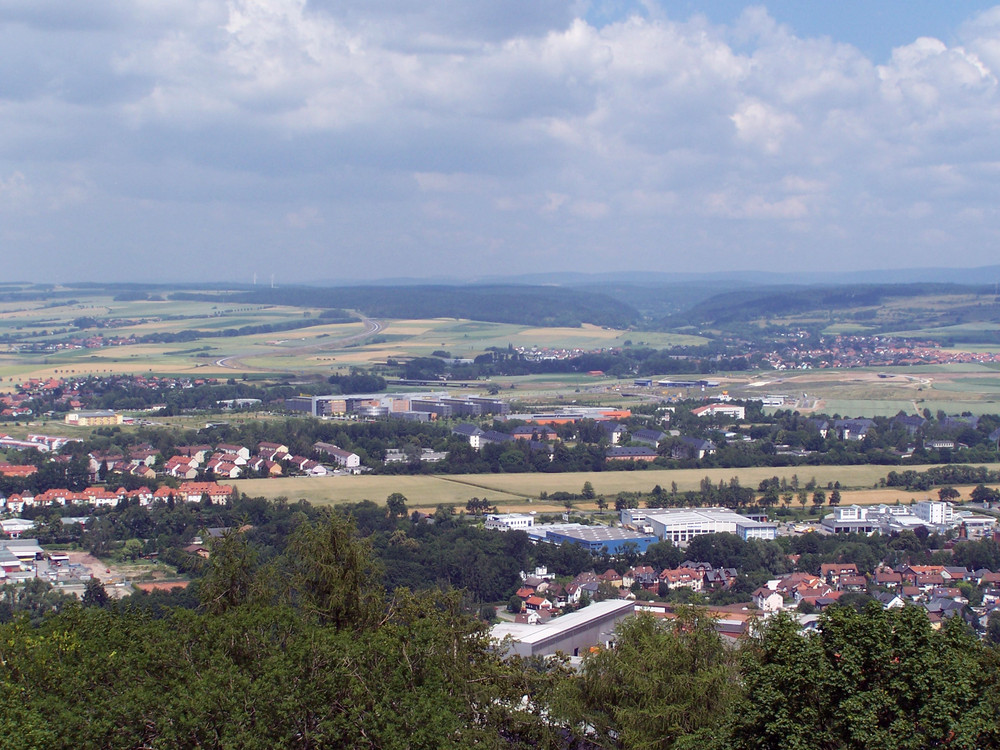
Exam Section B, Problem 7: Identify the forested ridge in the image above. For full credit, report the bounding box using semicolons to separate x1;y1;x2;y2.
171;284;640;328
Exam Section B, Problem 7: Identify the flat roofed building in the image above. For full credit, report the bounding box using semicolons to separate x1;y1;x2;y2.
491;600;635;658
3;538;44;561
484;513;534;532
914;501;953;525
65;410;123;426
690;403;746;420
644;507;777;544
540;525;658;555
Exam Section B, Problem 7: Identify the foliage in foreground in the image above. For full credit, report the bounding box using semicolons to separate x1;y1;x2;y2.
3;516;1000;749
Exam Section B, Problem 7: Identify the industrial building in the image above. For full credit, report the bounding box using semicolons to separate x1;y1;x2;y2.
621;507;777;544
284;392;507;419
484;513;535;532
491;600;635;658
528;523;657;555
821;502;992;536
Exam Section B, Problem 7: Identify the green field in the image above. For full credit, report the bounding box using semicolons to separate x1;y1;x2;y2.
7;286;1000;417
232;463;974;510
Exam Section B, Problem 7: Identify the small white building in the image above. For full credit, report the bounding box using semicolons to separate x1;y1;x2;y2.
313;442;361;469
484;513;534;532
691;403;746;420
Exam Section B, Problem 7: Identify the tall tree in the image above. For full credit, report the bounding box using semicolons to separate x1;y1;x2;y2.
554;609;737;749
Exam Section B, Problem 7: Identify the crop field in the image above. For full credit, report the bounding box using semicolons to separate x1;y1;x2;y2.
0;291;707;381
231;463;984;510
836;484;1000;507
5;287;1000;417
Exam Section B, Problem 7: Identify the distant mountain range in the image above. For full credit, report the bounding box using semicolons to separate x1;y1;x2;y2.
309;265;1000;288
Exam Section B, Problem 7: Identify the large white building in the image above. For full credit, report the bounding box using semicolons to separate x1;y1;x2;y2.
622;507;776;544
484;513;534;532
913;501;953;525
691;403;746;420
822;502;987;536
491;600;635;658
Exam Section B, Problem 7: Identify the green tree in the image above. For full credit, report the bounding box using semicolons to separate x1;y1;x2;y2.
797;489;808;511
939;486;961;502
82;578;110;608
555;609;737;749
971;483;1000;505
282;512;385;630
730;606;1000;749
581;481;595;500
198;528;259;615
386;492;408;518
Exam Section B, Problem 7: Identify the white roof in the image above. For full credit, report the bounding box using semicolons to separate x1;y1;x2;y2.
491;600;634;646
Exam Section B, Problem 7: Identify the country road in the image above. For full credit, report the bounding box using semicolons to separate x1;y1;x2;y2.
215;315;382;371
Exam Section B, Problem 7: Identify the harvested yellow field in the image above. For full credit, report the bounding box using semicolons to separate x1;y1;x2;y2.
232;464;993;509
839;484;1000;506
233;475;530;507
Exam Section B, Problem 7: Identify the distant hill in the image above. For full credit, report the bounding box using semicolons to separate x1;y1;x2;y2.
173;284;640;329
657;282;1000;335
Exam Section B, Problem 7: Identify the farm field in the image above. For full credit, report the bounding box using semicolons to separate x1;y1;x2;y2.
835;484;1000;507
736;366;1000;415
232;463;986;510
7;286;1000;416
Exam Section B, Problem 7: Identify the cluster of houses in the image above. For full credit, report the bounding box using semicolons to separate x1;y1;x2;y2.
0;433;81;453
1;481;235;515
93;440;362;482
762;334;1000;370
753;563;1000;630
160;441;320;480
500;558;1000;658
510;562;739;625
1;374;225;420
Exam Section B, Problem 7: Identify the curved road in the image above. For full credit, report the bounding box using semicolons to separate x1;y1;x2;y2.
215;315;382;371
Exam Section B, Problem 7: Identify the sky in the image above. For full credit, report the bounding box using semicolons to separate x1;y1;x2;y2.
4;1;1000;284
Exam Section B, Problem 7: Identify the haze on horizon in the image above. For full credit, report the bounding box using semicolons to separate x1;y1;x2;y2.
4;1;1000;285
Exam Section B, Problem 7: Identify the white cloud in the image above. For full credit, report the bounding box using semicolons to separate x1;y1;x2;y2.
4;1;1000;279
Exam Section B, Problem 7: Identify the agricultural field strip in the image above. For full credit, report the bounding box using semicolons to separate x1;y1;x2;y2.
233;463;991;507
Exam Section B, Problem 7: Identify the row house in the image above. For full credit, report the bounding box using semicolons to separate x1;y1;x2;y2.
0;464;37;479
313;443;360;470
216;444;250;461
206;460;242;479
214;452;247;466
820;563;859;586
658;567;703;592
164;456;199;479
248;456;283;476
179;482;233;504
176;445;212;463
258;441;289;456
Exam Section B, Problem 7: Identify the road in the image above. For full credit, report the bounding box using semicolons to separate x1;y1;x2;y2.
215;315;382;371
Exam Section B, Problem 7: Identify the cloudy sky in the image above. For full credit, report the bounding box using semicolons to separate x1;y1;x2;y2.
4;1;1000;283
